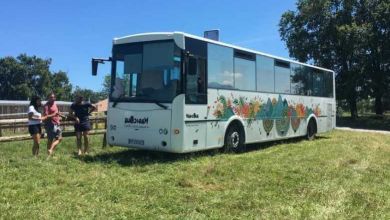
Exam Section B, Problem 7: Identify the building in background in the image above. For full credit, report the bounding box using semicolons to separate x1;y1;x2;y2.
95;99;108;112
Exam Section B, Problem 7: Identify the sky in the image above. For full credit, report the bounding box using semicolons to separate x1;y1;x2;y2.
0;0;297;92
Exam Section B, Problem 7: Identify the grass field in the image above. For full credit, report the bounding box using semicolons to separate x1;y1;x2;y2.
1;130;389;219
337;113;390;131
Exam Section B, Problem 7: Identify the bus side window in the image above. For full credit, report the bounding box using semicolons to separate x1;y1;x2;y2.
186;56;206;104
131;73;138;97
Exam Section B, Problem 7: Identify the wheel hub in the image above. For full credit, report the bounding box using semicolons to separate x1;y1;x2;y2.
231;131;239;148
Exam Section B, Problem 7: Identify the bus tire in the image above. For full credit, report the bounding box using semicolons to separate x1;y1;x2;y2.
307;118;317;140
224;123;246;153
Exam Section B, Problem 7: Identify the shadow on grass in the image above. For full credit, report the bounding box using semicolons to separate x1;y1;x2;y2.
336;114;390;131
79;135;328;167
79;148;220;167
245;135;329;153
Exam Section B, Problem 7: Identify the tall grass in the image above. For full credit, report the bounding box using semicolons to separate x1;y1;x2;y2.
0;130;389;219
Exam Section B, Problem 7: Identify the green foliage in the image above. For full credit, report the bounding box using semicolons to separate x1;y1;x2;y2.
279;0;390;117
51;71;72;101
0;131;390;218
0;54;72;101
0;54;108;103
72;86;104;103
101;74;111;97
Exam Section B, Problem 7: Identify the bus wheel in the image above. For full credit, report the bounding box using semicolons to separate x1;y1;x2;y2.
307;119;317;140
224;124;246;153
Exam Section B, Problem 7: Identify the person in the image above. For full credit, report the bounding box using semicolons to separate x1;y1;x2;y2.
43;93;62;156
28;96;47;157
69;95;96;155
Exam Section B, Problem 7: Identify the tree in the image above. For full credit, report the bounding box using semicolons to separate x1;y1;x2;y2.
17;54;53;99
362;0;390;115
51;71;72;101
0;54;73;101
0;54;52;100
279;0;389;117
0;56;29;99
101;73;111;97
72;86;104;104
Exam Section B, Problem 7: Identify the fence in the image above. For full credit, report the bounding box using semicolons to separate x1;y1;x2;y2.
0;114;107;143
0;100;72;120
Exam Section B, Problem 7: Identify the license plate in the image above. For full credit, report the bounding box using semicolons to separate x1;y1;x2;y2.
128;138;144;146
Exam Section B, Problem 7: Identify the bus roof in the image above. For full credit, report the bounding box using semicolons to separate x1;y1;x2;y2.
113;32;334;73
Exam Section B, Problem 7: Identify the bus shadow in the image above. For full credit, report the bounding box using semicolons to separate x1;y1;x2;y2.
245;135;330;152
79;148;220;167
80;136;329;166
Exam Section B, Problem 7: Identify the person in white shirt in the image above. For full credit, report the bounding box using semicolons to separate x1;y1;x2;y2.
28;96;47;157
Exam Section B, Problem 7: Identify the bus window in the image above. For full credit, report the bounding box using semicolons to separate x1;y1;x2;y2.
131;73;137;96
207;44;234;89
291;64;312;96
234;57;256;91
256;55;274;92
274;60;291;94
312;70;324;97
124;54;141;97
186;56;206;104
324;71;334;97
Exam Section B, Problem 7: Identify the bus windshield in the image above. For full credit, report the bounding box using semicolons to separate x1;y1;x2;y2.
111;40;182;103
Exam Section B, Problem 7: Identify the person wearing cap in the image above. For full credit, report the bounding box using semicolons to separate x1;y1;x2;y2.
69;95;96;155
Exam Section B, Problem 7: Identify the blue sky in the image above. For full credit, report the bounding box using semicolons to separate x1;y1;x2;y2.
0;0;297;91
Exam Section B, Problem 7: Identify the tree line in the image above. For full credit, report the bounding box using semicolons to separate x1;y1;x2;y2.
279;0;389;118
0;54;107;103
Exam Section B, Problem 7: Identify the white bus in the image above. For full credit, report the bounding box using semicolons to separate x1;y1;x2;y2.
92;32;335;153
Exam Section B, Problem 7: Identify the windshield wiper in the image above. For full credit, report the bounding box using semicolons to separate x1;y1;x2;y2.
136;94;168;110
112;95;168;110
112;94;124;108
153;100;168;110
112;100;119;108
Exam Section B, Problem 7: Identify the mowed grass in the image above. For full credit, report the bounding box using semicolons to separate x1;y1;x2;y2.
0;130;389;219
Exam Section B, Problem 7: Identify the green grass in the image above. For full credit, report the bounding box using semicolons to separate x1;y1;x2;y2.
1;131;390;219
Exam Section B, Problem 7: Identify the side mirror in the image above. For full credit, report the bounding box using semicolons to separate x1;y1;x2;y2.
92;59;99;76
91;57;112;76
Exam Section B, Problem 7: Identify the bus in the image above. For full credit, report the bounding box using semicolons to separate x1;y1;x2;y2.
92;32;335;153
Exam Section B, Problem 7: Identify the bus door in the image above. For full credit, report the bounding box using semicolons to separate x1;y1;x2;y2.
184;54;208;149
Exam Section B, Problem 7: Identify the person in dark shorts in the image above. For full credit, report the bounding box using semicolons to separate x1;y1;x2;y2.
28;96;47;157
43;93;62;156
69;95;96;155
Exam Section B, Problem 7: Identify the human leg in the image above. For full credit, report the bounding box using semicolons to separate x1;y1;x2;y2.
83;130;90;154
29;125;41;156
48;125;62;155
32;133;40;156
76;132;82;155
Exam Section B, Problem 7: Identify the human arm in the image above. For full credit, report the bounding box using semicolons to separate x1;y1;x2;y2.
28;106;47;121
43;105;58;118
88;104;97;115
69;107;80;123
28;113;48;121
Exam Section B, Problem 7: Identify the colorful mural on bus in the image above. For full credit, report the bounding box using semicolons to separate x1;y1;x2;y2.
211;94;321;136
